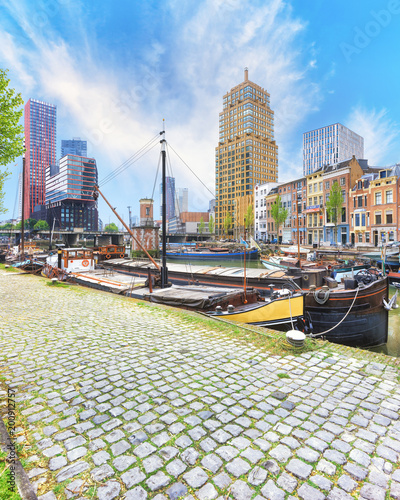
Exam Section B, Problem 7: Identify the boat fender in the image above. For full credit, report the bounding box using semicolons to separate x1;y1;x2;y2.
120;254;124;258
227;305;235;312
105;254;111;259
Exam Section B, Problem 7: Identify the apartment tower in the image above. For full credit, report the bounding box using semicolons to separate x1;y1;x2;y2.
303;123;364;176
61;137;87;157
215;68;278;236
24;99;57;219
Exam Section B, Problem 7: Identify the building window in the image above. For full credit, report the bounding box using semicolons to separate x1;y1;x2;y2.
340;177;345;186
375;192;382;205
325;181;330;190
375;213;382;224
357;196;363;208
355;214;360;227
386;190;393;203
386;212;393;224
366;232;370;243
358;233;363;243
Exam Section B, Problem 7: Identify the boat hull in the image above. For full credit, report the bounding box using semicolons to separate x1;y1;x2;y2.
208;294;304;331
304;277;389;348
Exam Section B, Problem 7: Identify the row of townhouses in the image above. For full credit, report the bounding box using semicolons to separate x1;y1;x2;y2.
254;157;400;247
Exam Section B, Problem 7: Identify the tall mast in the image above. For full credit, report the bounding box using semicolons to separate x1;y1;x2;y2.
160;124;168;288
21;156;25;257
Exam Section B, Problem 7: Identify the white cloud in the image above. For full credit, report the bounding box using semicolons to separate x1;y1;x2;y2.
347;107;400;166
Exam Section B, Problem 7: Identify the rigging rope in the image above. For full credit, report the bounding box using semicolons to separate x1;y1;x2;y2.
167;143;215;198
99;134;160;187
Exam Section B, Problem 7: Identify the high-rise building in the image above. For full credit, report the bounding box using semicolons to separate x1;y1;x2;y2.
175;188;188;216
303;123;364;176
160;176;175;221
61;137;87;157
24;99;57;219
215;68;278;236
45;155;98;230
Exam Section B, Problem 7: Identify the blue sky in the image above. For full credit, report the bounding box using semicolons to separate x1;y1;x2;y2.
1;0;399;226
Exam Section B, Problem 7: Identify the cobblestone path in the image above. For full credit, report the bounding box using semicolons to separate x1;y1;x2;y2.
1;271;400;500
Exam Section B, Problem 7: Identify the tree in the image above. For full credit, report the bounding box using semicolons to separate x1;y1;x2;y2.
208;214;215;235
0;222;13;230
198;217;205;234
244;204;254;237
223;213;232;238
271;194;288;244
15;218;37;230
0;69;25;214
104;223;119;232
326;181;343;244
33;220;49;231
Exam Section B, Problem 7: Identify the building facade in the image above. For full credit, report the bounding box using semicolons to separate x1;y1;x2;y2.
61;137;87;157
254;182;278;241
215;68;278;237
24;99;57;219
45;155;98;231
303;123;364;176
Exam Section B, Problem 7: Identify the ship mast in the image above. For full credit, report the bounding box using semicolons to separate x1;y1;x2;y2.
160;125;168;288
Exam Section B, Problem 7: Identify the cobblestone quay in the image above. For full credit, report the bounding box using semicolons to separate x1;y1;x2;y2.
1;270;400;499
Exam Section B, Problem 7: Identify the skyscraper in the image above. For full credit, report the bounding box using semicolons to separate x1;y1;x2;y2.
175;187;188;216
45;155;98;231
160;176;175;221
303;123;364;176
24;99;57;219
61;137;87;157
215;68;278;236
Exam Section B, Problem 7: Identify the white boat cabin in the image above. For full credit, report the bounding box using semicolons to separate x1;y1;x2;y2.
46;247;95;272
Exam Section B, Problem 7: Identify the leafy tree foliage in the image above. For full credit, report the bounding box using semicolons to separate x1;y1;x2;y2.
208;214;214;234
223;212;232;237
104;222;119;232
245;204;254;235
33;220;50;231
0;69;25;213
271;194;288;244
15;218;37;230
326;181;343;243
198;216;205;234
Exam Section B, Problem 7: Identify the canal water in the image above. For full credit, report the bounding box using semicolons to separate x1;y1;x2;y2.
167;256;400;358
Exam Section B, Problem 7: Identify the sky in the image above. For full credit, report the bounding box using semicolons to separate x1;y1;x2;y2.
0;0;399;226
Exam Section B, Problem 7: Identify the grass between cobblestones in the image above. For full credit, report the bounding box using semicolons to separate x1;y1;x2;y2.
1;267;400;499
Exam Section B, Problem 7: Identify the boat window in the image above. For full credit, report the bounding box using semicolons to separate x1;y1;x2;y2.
68;251;77;258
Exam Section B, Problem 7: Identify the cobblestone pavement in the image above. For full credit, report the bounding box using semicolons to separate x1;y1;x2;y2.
1;271;400;500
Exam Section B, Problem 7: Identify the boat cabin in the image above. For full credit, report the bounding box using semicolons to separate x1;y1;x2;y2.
96;245;126;260
46;247;95;272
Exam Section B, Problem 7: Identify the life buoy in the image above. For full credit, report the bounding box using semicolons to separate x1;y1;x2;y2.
119;254;124;258
82;260;89;267
106;254;111;259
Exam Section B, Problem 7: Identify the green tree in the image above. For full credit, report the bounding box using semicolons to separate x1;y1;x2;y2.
0;69;25;214
33;220;49;231
208;214;215;235
223;213;232;238
271;194;288;244
0;222;13;230
244;204;254;236
15;218;37;230
104;223;119;232
326;181;343;244
198;216;205;234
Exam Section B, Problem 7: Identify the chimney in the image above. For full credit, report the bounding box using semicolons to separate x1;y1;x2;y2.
244;67;248;82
